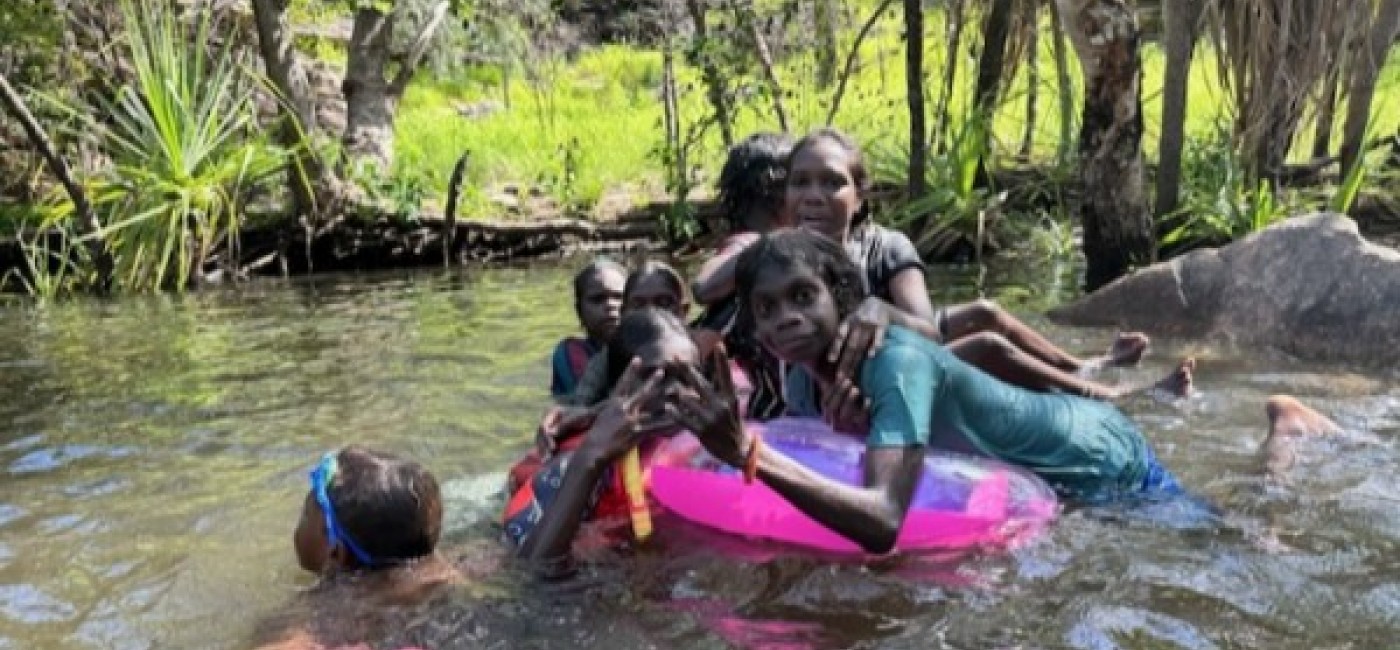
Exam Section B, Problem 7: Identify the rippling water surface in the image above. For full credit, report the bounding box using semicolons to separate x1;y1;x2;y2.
0;260;1397;649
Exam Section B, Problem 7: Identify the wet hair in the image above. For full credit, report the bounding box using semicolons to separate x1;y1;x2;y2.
718;132;795;231
604;307;692;388
572;256;626;304
327;446;442;566
623;259;688;308
734;228;867;323
788;128;873;225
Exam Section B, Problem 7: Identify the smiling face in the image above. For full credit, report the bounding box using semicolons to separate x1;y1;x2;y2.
746;261;842;365
576;267;625;343
785;137;863;241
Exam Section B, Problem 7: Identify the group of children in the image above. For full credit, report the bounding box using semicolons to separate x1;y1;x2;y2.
262;128;1348;647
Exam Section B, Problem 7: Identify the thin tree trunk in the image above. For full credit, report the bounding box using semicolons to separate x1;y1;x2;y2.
934;0;966;147
1020;1;1040;160
904;0;927;200
1312;55;1344;159
0;72;113;291
250;0;325;221
1154;0;1203;219
1056;0;1154;291
1048;0;1075;164
685;0;734;148
975;0;1017;118
827;0;899;126
735;4;789;132
815;0;840;85
1340;0;1400;179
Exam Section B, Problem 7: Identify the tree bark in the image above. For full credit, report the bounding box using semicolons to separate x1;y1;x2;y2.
0;72;113;291
249;0;325;221
904;0;927;200
1154;0;1203;218
342;1;450;173
1056;0;1154;291
1340;0;1400;179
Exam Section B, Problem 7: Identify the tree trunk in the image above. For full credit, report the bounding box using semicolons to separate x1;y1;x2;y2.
1154;0;1203;219
0;72;113;291
1056;0;1154;291
933;0;965;147
1340;0;1400;179
1020;2;1040;160
684;0;734;148
341;1;450;174
974;0;1016;117
1312;61;1343;160
904;0;927;200
342;8;399;172
1048;0;1075;164
815;0;840;85
249;0;325;220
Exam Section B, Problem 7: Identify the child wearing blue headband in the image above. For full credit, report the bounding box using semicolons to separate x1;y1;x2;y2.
258;447;459;649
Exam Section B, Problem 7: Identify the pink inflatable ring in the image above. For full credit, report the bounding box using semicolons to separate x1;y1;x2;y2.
648;418;1059;555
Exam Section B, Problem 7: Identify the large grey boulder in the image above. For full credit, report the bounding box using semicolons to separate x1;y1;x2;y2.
1049;213;1400;365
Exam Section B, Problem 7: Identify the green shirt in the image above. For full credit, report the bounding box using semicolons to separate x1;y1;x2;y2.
787;326;1150;497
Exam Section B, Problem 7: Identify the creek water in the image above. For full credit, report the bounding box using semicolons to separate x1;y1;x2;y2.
1;259;1398;649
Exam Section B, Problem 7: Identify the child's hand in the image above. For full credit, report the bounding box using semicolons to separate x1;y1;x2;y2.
535;405;598;458
580;360;671;462
667;352;750;468
828;297;890;380
821;375;871;435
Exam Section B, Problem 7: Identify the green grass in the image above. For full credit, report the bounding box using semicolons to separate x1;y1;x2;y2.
386;7;1400;222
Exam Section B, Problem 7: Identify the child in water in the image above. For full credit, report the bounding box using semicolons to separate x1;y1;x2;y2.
255;446;459;649
664;230;1195;553
551;258;626;399
691;132;796;420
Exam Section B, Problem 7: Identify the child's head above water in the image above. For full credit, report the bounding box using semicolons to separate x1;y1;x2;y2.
604;307;698;389
572;257;627;344
718;132;796;234
623;260;690;318
294;446;443;573
733;229;868;364
786;128;873;238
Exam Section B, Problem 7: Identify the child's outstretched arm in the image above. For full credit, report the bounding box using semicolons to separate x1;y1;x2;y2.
519;362;668;569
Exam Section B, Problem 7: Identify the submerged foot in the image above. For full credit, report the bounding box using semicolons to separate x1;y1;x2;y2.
1262;395;1339;476
1265;395;1339;439
1105;332;1150;367
1152;357;1195;398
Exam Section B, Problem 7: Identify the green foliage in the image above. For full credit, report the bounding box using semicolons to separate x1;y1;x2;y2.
1160;129;1290;247
869;115;1006;260
43;0;284;291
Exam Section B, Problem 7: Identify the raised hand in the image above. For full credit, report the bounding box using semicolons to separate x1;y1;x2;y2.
580;359;671;463
828;297;890;381
667;356;750;468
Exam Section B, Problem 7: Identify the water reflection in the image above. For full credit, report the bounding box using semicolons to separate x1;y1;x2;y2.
0;261;1396;649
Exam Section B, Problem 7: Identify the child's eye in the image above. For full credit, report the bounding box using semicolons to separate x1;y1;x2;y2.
793;288;814;305
754;300;773;318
